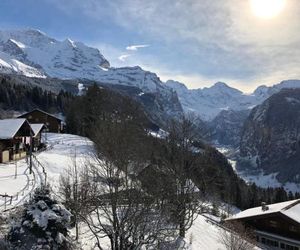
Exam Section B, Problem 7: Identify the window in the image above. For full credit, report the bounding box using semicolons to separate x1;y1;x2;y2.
289;225;298;232
270;220;278;228
264;238;279;247
286;244;299;250
281;243;285;249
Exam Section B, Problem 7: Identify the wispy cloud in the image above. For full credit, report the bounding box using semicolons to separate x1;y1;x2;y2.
118;54;131;62
47;0;300;90
126;44;149;51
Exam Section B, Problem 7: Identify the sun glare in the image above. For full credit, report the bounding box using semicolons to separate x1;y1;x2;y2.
250;0;286;19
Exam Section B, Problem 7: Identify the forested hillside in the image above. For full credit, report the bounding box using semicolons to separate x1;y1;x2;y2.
0;75;73;116
65;85;300;211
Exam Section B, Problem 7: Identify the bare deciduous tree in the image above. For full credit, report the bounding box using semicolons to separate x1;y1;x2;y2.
220;221;256;250
81;109;177;250
59;150;92;240
162;116;207;238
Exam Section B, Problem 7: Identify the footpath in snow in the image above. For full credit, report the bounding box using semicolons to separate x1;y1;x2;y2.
0;158;36;211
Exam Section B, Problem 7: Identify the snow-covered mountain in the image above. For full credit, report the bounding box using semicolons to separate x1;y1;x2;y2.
0;29;183;126
1;28;300;124
166;79;300;121
0;29;109;79
0;29;174;93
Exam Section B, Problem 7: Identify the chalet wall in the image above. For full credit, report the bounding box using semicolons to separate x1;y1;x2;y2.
243;214;300;241
1;150;9;163
20;110;62;133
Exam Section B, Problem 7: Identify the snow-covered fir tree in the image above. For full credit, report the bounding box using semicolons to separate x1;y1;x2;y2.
8;185;75;250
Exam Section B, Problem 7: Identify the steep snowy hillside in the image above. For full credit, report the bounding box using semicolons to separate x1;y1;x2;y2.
166;79;300;121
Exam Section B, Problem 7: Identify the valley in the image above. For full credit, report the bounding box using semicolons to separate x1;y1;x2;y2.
0;27;299;249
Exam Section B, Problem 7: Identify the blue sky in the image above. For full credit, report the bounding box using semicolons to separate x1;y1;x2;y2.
1;0;300;91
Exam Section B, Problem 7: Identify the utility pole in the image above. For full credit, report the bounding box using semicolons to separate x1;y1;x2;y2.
29;129;33;175
14;160;17;179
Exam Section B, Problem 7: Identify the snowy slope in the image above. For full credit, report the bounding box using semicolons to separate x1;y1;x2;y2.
0;133;261;249
37;133;230;249
37;133;95;190
0;51;46;78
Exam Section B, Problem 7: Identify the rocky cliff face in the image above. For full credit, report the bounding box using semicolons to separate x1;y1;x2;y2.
240;89;300;183
209;109;249;147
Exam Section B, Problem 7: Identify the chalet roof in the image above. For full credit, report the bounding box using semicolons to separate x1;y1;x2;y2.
227;199;300;224
18;109;62;121
30;123;46;137
0;119;31;139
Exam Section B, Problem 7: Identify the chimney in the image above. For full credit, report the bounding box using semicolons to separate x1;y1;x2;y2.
261;202;269;211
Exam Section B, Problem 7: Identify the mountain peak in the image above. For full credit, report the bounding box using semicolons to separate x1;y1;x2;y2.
165;80;188;92
63;38;76;47
212;81;230;88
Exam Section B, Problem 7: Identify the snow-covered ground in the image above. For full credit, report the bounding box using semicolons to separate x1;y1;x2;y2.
38;133;229;249
76;213;229;250
0;133;257;249
37;133;95;190
0;159;37;211
0;133;93;211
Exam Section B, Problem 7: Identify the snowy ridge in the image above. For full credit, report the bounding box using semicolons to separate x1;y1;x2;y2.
0;29;109;79
0;51;46;78
0;29;170;94
1;28;300;122
166;79;300;121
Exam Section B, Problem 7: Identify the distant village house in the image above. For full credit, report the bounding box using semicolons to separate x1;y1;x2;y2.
18;109;63;133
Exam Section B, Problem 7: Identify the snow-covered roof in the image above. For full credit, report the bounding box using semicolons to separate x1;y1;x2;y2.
0;118;29;139
227;199;300;224
30;123;46;137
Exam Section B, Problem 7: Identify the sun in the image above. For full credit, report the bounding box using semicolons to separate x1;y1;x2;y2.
250;0;286;19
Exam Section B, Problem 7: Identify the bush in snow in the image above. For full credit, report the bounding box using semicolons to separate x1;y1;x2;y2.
8;185;75;250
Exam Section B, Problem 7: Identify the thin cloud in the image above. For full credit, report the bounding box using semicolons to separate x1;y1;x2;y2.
47;0;300;89
118;54;131;62
126;44;149;51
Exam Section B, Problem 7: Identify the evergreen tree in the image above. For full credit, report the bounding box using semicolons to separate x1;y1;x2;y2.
8;185;75;250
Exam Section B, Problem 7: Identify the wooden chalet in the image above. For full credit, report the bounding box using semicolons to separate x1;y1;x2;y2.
227;199;300;249
18;109;63;133
0;119;34;163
